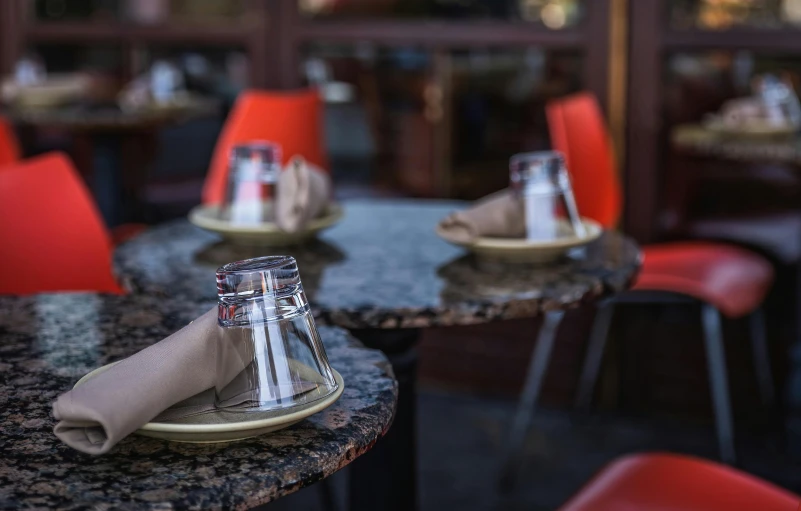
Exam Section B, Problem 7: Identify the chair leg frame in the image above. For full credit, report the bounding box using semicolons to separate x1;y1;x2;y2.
498;310;565;490
574;296;771;466
701;304;736;464
575;300;616;410
749;308;776;407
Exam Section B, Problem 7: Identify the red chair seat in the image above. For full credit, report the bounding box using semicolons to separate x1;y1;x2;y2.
634;242;774;318
559;453;799;511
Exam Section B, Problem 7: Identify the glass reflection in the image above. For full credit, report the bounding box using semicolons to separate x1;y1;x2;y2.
36;294;102;376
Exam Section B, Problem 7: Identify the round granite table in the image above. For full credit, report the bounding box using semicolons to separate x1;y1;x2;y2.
116;199;640;327
0;293;396;510
115;198;641;510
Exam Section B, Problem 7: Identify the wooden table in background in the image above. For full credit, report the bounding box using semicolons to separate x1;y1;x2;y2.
672;123;801;457
5;98;218;226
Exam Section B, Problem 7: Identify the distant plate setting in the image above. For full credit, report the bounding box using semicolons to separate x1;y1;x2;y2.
436;218;603;263
189;201;343;246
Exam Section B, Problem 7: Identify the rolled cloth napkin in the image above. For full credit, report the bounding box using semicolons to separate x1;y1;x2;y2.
276;155;332;233
53;308;326;454
437;189;526;243
52;308;220;455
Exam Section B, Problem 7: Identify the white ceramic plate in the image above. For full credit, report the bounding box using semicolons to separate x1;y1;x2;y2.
188;202;343;246
436;218;603;263
74;364;344;443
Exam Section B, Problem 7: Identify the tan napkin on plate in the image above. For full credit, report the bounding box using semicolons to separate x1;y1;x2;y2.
52;308;220;455
276;156;332;233
53;308;328;454
438;189;525;243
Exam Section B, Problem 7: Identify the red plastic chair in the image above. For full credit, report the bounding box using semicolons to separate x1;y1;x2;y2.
202;88;328;205
0;152;124;295
545;93;775;463
559;453;799;511
0;116;21;168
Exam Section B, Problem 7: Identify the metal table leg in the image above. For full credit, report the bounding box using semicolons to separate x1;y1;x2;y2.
347;328;420;511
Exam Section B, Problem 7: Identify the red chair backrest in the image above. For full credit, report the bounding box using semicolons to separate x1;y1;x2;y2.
546;92;622;228
0;152;123;295
202;89;328;205
0;116;21;168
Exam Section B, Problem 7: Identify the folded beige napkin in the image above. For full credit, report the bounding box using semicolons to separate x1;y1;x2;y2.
276;156;332;233
438;189;525;243
52;308;220;455
53;308;330;455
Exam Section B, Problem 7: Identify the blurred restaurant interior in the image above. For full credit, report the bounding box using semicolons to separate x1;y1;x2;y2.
6;0;801;510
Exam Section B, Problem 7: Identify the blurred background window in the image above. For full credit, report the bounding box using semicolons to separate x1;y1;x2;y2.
31;0;247;25
669;0;801;30
302;45;583;198
299;0;583;28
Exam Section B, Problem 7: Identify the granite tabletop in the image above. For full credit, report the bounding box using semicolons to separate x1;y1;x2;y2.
115;199;641;330
0;293;397;510
672;123;801;163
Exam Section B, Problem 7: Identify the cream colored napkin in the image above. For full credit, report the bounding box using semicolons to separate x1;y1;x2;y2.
53;308;328;455
438;189;525;243
276;156;331;233
52;308;220;455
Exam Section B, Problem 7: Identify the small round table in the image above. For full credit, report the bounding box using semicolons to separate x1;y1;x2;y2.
5;98;218;226
0;293;396;510
115;198;641;510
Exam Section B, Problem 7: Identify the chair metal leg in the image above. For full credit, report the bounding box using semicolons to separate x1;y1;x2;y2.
701;304;736;464
498;310;565;491
575;301;616;410
749;308;776;408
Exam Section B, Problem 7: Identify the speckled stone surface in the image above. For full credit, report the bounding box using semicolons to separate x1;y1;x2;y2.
673;123;801;163
0;293;397;510
116;199;641;329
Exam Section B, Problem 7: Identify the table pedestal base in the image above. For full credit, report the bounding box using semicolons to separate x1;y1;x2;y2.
347;328;420;511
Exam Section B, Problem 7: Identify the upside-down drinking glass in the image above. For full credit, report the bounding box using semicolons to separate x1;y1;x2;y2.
220;142;282;225
509;151;585;242
214;256;339;412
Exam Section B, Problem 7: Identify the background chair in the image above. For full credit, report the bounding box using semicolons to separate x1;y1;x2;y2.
202;88;328;205
551;92;775;461
0;152;124;295
558;453;799;511
498;93;776;487
0;116;21;168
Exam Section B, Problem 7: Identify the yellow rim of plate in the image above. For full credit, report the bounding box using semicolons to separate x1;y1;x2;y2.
74;363;344;434
436;218;603;250
188;202;343;234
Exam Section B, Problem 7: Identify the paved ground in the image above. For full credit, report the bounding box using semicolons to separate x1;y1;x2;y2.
264;389;800;510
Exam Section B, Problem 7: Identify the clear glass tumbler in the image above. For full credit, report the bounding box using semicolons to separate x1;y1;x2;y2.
220;142;282;225
509;151;586;242
214;255;338;412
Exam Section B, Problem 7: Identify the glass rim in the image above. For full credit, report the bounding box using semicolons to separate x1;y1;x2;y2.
217;255;296;276
509;150;565;168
